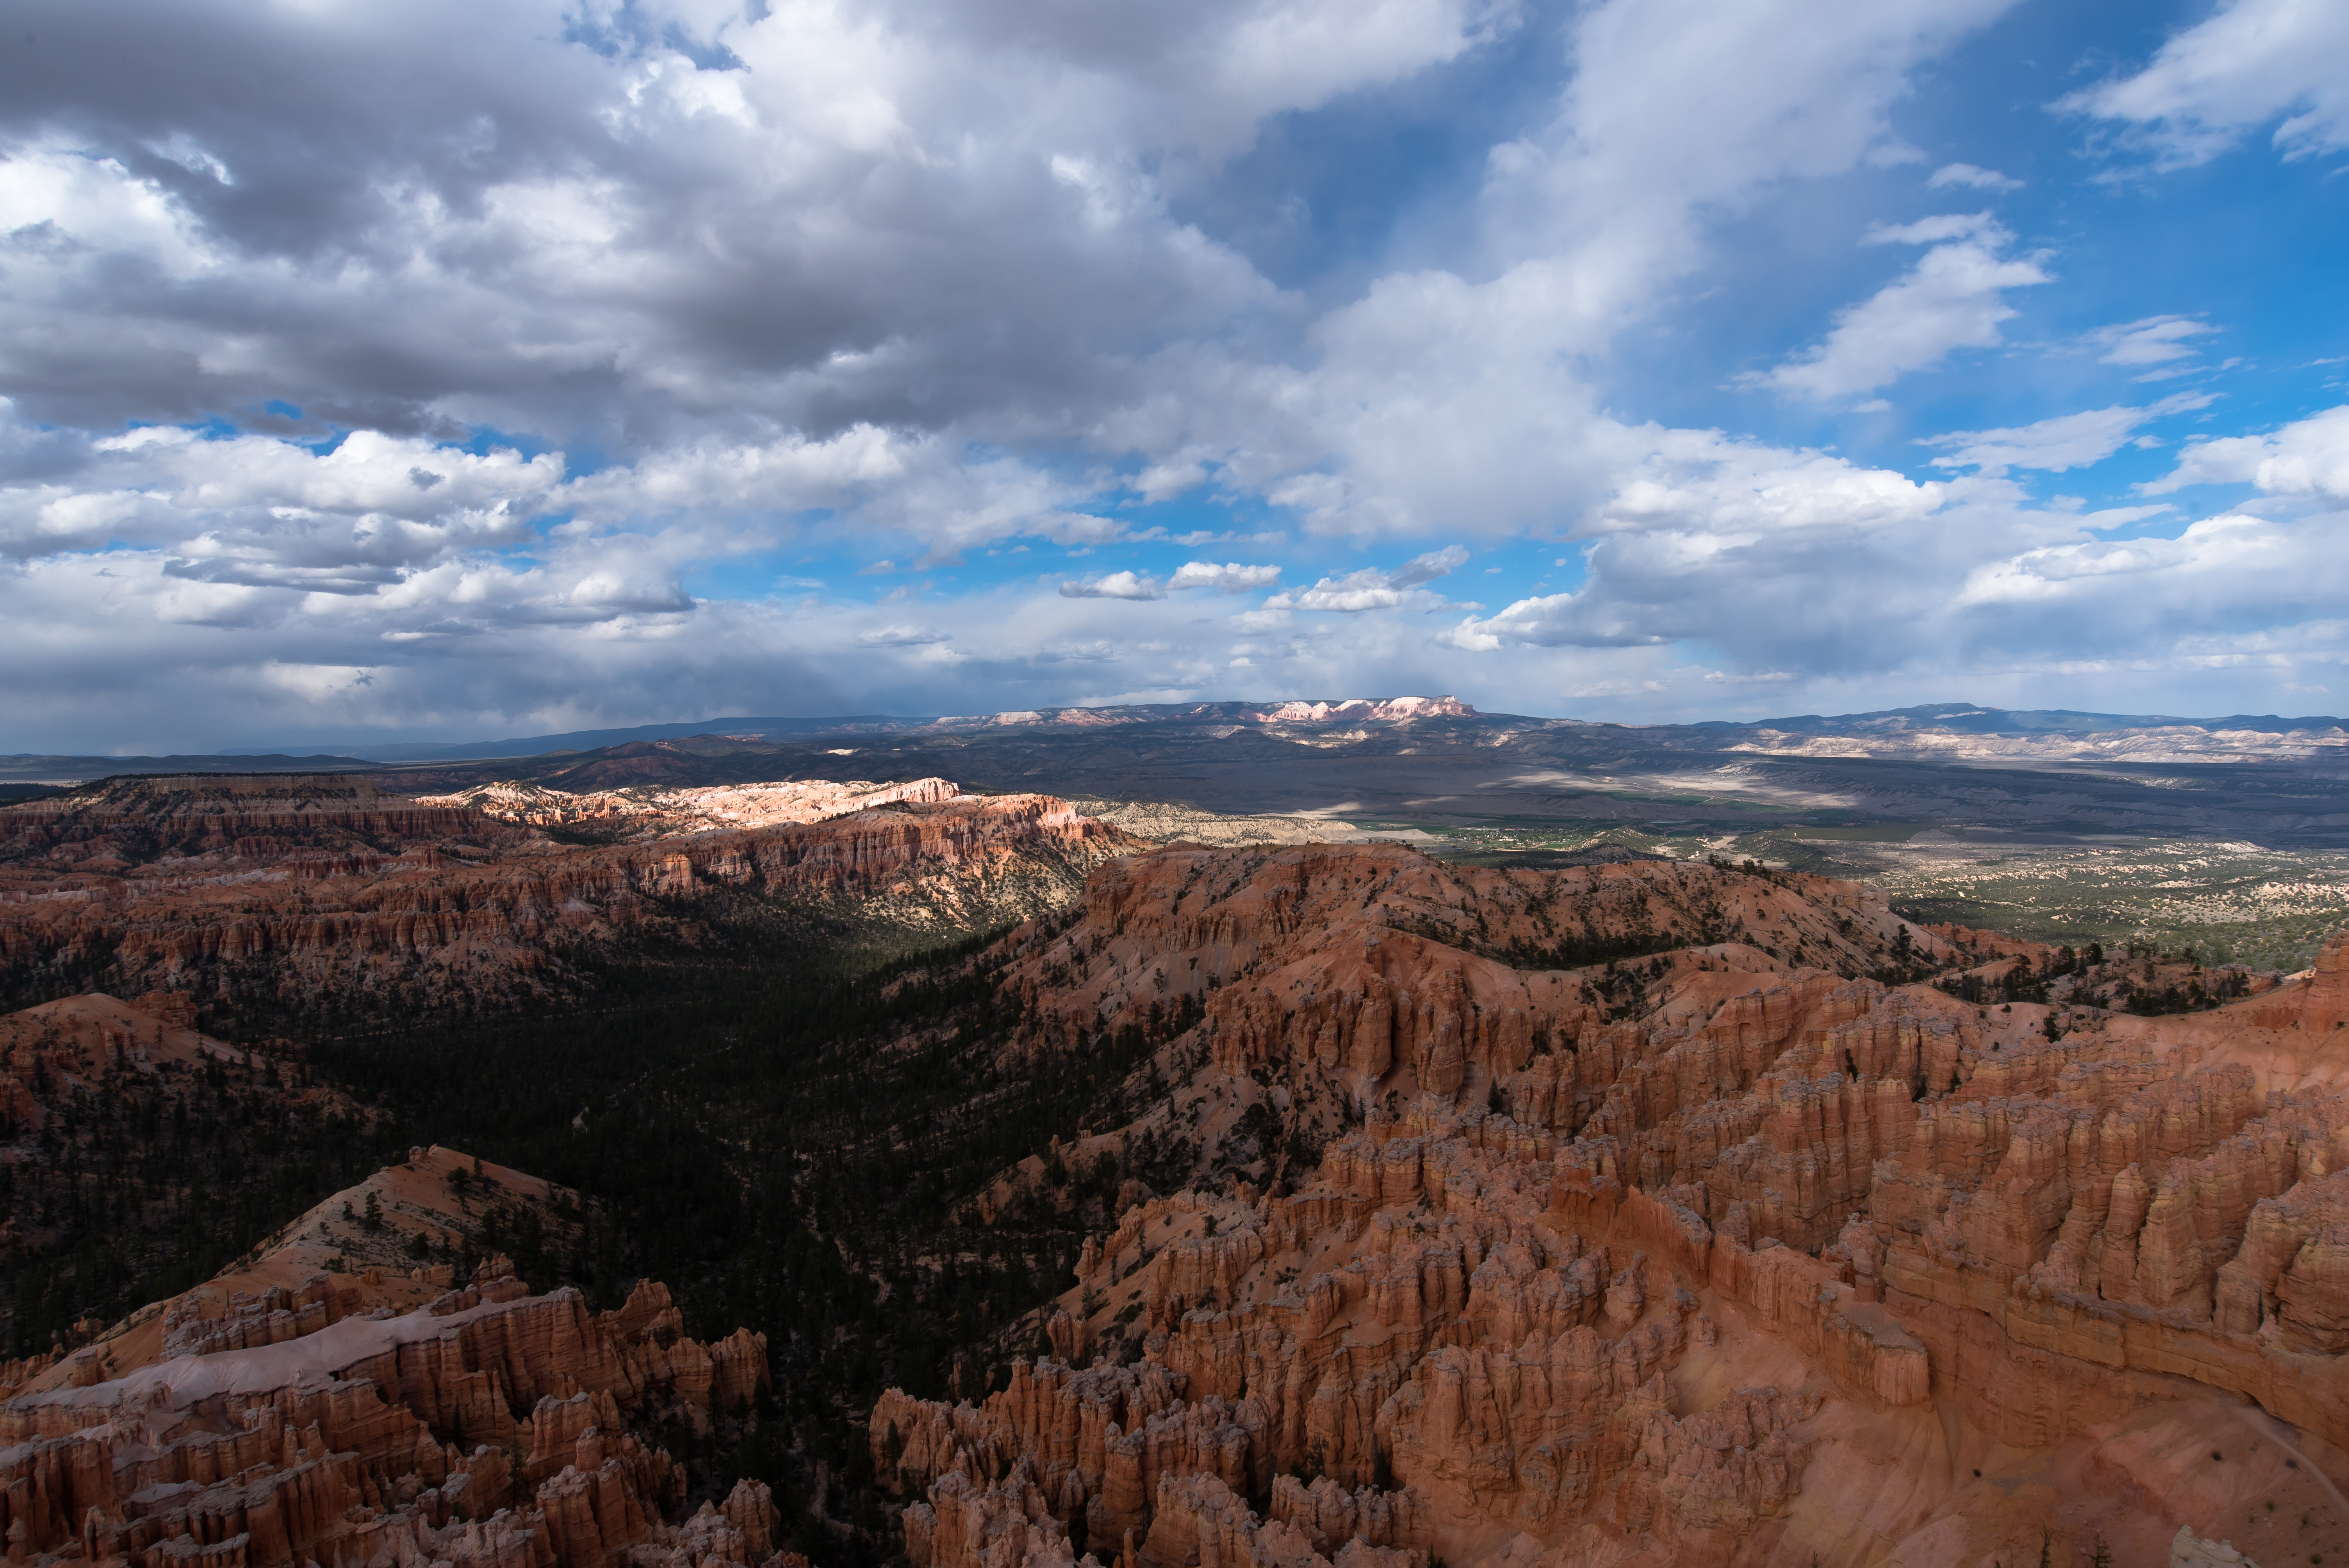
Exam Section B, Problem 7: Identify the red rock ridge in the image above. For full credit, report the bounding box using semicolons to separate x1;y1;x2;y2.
410;776;963;835
1;991;260;1136
2;1239;784;1568
875;845;2349;1567
1;777;1136;1009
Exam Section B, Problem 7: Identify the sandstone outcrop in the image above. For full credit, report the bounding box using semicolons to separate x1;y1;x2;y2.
2;1235;781;1568
0;775;1135;1012
1;991;257;1135
411;777;962;836
877;846;2349;1566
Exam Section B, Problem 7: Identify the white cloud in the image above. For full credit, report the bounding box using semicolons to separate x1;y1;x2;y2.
1921;393;2215;475
1953;511;2349;618
1391;543;1469;585
1167;560;1281;592
2085;314;2221;374
8;0;2347;741
1743;216;2051;400
2145;404;2349;501
1449;433;1950;650
1265;545;1467;611
1926;162;2021;191
1437;422;2349;715
0;426;567;587
1058;569;1165;600
1094;0;2023;539
857;625;953;646
2062;0;2349;168
1861;210;2003;246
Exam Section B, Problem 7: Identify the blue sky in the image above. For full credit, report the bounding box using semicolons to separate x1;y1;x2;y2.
1;0;2346;750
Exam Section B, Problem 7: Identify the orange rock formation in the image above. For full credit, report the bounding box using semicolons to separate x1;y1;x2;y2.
2;990;253;1135
875;845;2349;1568
0;775;1134;1010
410;776;962;835
2;1180;784;1568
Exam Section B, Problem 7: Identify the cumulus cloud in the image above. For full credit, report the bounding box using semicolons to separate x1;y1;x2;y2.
2144;404;2349;501
1449;435;1948;652
2061;0;2349;168
6;0;2346;744
1744;214;2051;400
1058;570;1165;600
1920;392;2214;475
1443;424;2349;706
1953;511;2349;622
1167;560;1281;592
0;0;1526;449
1265;545;1467;611
1091;0;2023;539
0;422;572;608
1927;162;2021;190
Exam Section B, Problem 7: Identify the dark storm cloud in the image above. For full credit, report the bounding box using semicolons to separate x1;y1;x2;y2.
1;0;1457;446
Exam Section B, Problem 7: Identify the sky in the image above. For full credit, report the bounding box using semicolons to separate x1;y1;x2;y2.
3;0;2347;752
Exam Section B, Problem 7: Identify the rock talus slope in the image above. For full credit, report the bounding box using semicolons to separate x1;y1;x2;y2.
875;845;2349;1568
2;1154;787;1568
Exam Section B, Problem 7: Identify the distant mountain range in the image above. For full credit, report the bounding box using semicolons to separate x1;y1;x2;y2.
228;695;2349;762
230;696;1483;762
4;696;2343;786
1698;701;2349;737
0;753;376;789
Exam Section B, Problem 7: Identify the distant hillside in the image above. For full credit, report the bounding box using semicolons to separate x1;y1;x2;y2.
271;696;1483;762
1722;700;2348;736
0;751;372;784
21;696;2349;797
272;693;2349;769
317;714;922;762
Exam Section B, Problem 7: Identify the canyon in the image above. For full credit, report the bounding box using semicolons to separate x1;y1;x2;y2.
872;845;2349;1567
8;765;2349;1567
0;774;1134;1016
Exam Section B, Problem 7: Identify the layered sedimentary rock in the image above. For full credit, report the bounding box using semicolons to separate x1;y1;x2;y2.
878;845;2349;1567
110;1145;601;1365
1;1241;785;1568
410;777;962;836
0;775;1134;1009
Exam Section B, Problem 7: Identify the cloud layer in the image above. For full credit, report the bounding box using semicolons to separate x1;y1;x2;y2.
2;0;2345;749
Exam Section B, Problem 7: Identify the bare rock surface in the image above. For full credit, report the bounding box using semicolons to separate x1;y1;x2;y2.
0;774;1135;1011
1;1154;788;1568
409;777;962;836
874;844;2349;1568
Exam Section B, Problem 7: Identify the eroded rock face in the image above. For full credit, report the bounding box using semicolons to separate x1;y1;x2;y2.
0;1249;782;1568
875;846;2349;1567
0;775;1134;1010
410;777;962;836
0;990;261;1137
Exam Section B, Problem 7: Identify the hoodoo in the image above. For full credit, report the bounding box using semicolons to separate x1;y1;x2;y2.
2;1155;783;1568
871;845;2349;1566
0;775;1134;1012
